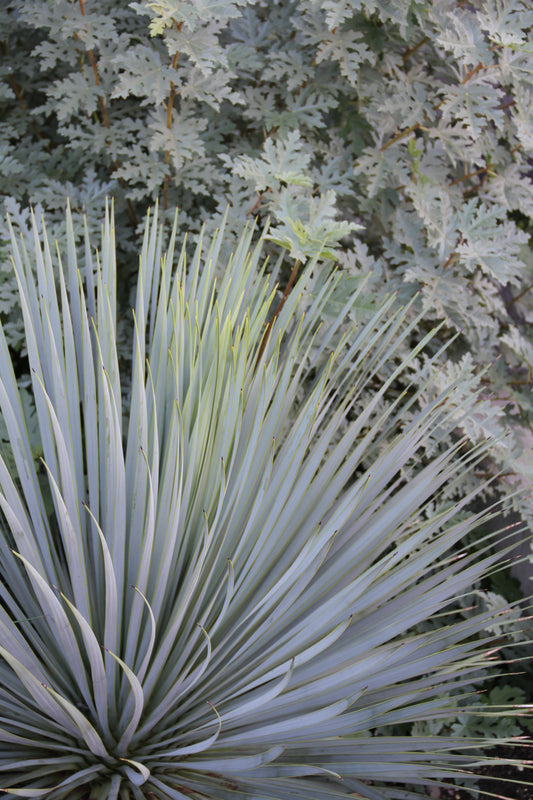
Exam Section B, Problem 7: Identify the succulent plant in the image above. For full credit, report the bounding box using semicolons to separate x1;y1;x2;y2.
0;205;529;799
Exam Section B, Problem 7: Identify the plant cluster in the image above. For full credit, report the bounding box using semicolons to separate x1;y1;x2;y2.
0;0;533;795
1;0;533;528
0;205;530;799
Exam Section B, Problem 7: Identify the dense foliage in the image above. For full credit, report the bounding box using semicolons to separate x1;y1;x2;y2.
0;2;532;793
1;0;532;534
0;205;530;799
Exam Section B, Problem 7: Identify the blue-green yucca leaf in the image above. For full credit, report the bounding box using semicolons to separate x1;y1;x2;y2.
0;203;530;800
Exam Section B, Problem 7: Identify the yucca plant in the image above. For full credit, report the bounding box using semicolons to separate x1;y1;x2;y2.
0;204;530;800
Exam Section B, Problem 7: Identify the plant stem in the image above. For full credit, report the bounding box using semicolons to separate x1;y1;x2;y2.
442;250;457;269
449;166;495;186
255;259;302;368
78;0;110;129
380;123;421;152
462;61;485;84
247;192;263;216
506;282;533;307
163;21;184;211
381;62;493;152
76;0;138;226
402;37;429;62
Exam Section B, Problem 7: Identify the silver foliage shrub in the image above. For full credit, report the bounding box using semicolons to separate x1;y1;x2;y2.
1;0;532;537
0;205;530;798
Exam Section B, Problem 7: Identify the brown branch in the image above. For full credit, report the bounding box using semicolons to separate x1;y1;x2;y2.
442;250;458;270
462;61;485;84
433;62;496;112
462;159;491;197
382;62;492;151
506;281;533;307
462;182;484;198
78;0;110;129
76;0;138;226
166;54;180;132
380;123;421;152
449;166;495;186
255;259;302;369
246;192;263;216
402;37;429;62
163;24;183;211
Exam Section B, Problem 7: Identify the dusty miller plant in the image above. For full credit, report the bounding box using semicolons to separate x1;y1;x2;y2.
0;203;531;799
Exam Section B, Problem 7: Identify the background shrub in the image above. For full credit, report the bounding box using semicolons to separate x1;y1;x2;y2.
1;0;532;544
